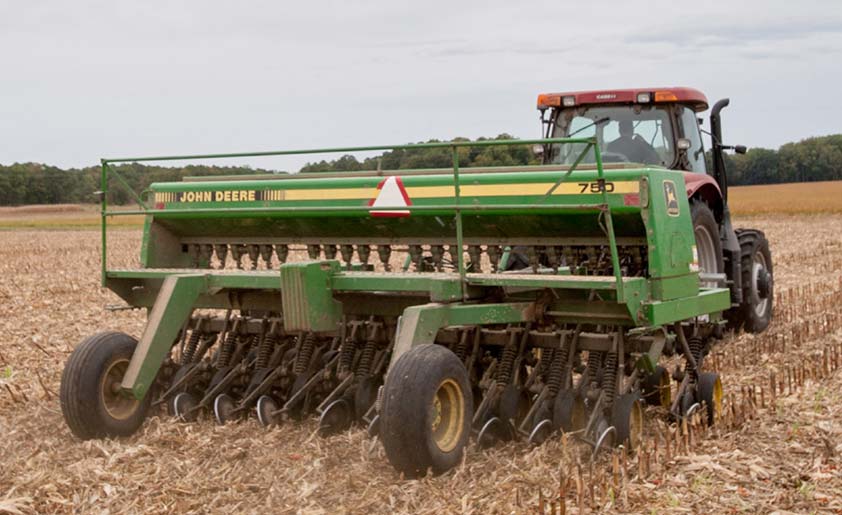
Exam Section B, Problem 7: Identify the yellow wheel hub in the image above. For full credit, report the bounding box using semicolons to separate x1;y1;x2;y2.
100;358;139;421
431;378;464;453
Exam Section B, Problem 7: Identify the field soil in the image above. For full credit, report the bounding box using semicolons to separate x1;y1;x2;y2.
2;214;842;514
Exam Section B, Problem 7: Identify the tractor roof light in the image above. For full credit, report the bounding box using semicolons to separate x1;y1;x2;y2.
562;96;576;107
636;92;651;103
655;91;679;102
537;94;561;109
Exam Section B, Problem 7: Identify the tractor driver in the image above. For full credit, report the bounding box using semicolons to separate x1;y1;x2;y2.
606;120;660;165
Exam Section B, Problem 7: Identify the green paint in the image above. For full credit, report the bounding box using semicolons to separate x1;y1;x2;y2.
280;261;342;333
121;274;207;399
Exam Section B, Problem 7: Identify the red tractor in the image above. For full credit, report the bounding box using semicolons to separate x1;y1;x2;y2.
536;87;772;333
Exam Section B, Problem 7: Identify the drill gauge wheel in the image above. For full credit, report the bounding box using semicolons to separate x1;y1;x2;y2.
380;345;472;477
60;332;150;439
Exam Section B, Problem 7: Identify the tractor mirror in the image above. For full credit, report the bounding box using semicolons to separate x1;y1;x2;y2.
734;145;747;154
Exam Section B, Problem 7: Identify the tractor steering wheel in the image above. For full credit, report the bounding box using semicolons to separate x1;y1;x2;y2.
600;151;630;164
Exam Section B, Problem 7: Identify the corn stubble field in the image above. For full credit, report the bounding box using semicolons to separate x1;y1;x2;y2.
2;185;842;514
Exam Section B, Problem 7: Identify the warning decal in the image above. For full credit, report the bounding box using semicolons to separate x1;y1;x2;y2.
368;176;412;217
663;180;680;217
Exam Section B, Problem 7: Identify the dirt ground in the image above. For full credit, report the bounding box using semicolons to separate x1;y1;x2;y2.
1;215;841;514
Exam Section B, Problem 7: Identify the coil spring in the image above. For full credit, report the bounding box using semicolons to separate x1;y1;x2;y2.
294;333;316;375
538;348;555;380
256;333;276;369
192;334;216;363
497;339;518;385
602;351;618;405
217;331;238;367
182;330;201;365
688;336;704;366
453;330;470;363
338;337;356;376
688;335;704;380
357;339;377;377
586;351;604;384
546;345;571;397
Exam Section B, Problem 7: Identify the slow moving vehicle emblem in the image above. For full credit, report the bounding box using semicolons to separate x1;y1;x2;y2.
369;176;412;217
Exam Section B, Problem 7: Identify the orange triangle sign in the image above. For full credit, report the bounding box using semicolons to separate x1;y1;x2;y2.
368;176;411;217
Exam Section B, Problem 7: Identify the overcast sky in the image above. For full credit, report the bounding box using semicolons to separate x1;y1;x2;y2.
1;1;840;171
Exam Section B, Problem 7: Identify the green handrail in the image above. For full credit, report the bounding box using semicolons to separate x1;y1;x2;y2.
100;137;623;300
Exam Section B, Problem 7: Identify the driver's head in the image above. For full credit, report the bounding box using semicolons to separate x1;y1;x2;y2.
618;120;633;138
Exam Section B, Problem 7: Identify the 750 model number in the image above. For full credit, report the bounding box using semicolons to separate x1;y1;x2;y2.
578;181;615;193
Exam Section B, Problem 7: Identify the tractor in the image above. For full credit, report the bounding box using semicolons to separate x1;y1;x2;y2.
535;87;772;332
59;86;772;477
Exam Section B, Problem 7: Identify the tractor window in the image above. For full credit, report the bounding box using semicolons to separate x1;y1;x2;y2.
550;105;675;167
678;107;707;173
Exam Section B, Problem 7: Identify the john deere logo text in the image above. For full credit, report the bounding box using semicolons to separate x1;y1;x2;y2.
177;190;258;203
663;180;679;216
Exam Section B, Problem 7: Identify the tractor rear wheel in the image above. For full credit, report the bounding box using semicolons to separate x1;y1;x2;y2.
380;344;472;477
691;201;723;288
727;230;773;333
60;332;150;439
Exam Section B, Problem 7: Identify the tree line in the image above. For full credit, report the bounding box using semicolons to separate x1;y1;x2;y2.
1;133;840;206
723;134;842;185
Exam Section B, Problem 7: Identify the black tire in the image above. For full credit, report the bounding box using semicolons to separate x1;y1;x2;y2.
610;393;643;450
60;332;150;439
690;201;724;285
641;366;671;408
727;229;773;333
380;344;473;477
697;372;723;426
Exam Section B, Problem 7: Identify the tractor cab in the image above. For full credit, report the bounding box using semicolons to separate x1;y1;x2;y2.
537;87;771;336
537;87;709;173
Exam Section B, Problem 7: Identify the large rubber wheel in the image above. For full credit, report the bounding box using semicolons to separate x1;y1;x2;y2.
610;393;643;450
727;229;773;333
690;201;723;288
641;365;671;408
60;332;150;439
380;344;473;477
697;372;723;426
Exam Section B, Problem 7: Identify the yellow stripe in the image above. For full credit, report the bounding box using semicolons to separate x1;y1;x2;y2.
284;188;378;201
163;180;638;203
407;181;638;198
282;181;637;201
